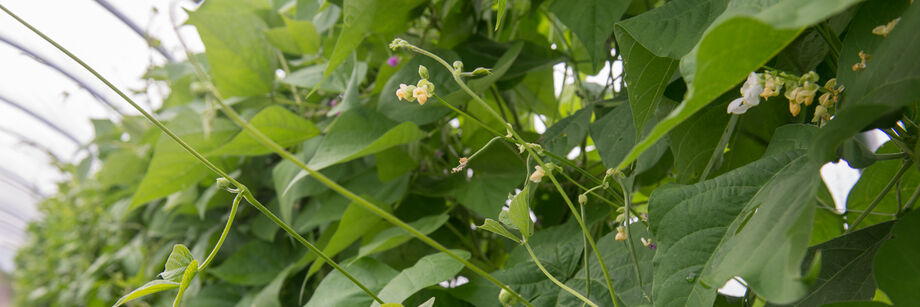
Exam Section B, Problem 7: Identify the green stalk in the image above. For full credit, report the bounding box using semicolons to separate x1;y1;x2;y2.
524;242;599;307
198;193;242;272
849;160;912;231
0;5;384;304
615;178;650;302
401;41;620;306
700;114;740;182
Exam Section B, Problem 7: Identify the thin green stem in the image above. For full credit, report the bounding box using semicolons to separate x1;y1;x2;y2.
403;40;618;305
615;178;650;302
700;114;740;182
849;160;912;232
581;202;591;300
899;183;920;216
524;242;598;307
0;5;384;304
545;172;619;307
434;95;504;137
198;192;242;272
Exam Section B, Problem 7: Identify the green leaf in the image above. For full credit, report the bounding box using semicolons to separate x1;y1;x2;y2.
557;223;653;306
541;107;592;157
477;218;521;244
615;0;729;59
590;104;636;169
282;62;354;93
209;240;297;286
306;198;390;277
97;149;147;188
667;98;732;183
620;0;864;170
371;250;471;307
494;0;507;31
613;0;726;134
208;105;320;156
416;297;436;307
811;1;920;162
548;0;629;71
508;184;534;239
284;16;320;54
873;208;920;305
173;260;199;305
130;112;238;209
113;280;179;306
161;244;195;282
650;125;821;306
358;214;450;257
766;222;894;306
308;107;427;171
187;0;276;97
305;258;398;307
845;142;920;230
325;0;376;76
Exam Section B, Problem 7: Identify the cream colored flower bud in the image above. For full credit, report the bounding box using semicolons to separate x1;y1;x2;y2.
578;194;588;205
418;65;429;79
615;226;627;242
789;101;802;117
529;166;545;183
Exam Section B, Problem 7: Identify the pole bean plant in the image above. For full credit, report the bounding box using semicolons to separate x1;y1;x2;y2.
6;0;920;306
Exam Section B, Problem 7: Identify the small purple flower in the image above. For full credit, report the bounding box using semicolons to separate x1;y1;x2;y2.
329;98;338;107
648;243;657;251
387;56;399;67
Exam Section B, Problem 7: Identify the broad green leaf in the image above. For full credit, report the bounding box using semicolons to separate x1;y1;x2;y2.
249;266;295;307
454;172;523;219
295;165;409;231
417;297;435;307
305;258;398;307
494;0;507;31
113;280;179;306
371;250;471;307
620;0;864;170
330;55;369;115
306;199;390;277
358;214;450;257
557;223;653;306
160;244;195;282
283;107;425;198
702;161;822;303
478;218;521;244
326;0;425;76
284;16;320;54
282;62;354;93
616;0;729;59
541;107;592;157
548;0;629;71
173;260;199;305
845;142;920;230
187;0;276;97
873;208;920;306
130;112;238;209
208;105;319;156
766;222;893;306
810;1;920;162
651;125;821;306
264;27;302;54
615;30;679;136
96;148;147;188
209;240;298;286
667;98;732;183
835;0;910;102
509;184;534;239
375;146;418;182
590;104;635;169
308;107;427;171
613;0;726;133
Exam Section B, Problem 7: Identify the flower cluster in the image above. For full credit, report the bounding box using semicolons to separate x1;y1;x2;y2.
812;78;844;124
784;71;820;117
727;69;843;123
395;65;436;105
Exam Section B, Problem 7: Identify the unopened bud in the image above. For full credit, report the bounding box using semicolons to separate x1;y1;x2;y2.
453;61;464;72
418;65;429;79
472;67;491;76
578;194;588;205
216;177;231;189
615;226;627;242
499;288;518;306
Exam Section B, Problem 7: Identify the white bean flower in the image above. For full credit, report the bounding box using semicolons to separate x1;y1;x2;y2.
727;72;763;114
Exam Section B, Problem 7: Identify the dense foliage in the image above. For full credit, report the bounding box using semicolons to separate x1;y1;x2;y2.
10;0;920;306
